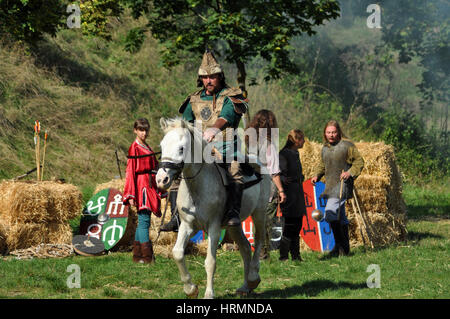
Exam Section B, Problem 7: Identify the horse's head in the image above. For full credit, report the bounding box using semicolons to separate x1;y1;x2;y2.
156;117;202;190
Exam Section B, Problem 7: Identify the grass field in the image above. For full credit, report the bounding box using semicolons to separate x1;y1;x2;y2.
0;183;448;299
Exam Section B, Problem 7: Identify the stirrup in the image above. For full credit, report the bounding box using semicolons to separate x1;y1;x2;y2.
225;209;241;227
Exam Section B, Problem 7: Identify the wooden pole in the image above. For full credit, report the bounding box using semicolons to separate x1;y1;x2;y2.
41;130;48;181
337;170;344;221
351;198;367;247
353;188;375;248
34;121;40;181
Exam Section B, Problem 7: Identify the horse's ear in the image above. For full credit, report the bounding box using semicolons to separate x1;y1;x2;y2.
160;118;167;130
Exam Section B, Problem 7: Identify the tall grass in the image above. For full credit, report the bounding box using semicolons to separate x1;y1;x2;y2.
0;15;196;189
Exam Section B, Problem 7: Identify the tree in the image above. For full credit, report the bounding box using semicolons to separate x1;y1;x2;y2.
0;0;68;45
145;0;340;120
380;0;449;142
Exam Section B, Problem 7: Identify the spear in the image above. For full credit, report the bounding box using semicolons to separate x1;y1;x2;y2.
41;130;48;181
34;121;41;181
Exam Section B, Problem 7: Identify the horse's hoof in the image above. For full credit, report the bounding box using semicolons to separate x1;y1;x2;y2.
186;285;199;299
236;286;250;296
248;277;261;290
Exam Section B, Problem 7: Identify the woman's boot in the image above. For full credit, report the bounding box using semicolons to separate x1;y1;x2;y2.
132;241;142;263
279;236;290;261
140;241;155;264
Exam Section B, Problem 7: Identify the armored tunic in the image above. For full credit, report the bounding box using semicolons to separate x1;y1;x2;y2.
179;87;248;158
314;139;364;200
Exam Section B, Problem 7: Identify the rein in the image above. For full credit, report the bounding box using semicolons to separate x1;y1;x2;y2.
158;126;207;181
159;157;204;180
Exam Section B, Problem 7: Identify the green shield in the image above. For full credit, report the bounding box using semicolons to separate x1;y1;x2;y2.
101;217;128;250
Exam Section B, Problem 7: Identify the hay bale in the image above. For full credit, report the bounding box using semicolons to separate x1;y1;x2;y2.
0;180;82;253
0;222;8;255
299;140;407;249
5;222;73;251
0;180;82;224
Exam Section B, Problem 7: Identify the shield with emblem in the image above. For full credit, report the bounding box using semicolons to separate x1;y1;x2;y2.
300;179;335;252
76;188;129;253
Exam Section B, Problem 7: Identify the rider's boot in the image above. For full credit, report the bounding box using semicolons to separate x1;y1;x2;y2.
224;182;243;227
160;211;180;232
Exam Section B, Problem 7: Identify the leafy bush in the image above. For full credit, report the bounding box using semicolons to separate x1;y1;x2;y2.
380;106;449;182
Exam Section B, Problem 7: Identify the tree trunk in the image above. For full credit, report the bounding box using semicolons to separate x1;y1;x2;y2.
236;59;250;126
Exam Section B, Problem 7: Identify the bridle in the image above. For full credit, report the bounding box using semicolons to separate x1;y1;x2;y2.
159;156;204;180
158;127;204;180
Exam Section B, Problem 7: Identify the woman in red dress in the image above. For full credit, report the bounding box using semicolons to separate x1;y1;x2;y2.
123;118;165;264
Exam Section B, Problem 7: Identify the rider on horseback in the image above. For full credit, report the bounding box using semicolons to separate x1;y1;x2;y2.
176;49;248;227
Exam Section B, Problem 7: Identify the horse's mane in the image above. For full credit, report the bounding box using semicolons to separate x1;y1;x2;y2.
161;117;206;149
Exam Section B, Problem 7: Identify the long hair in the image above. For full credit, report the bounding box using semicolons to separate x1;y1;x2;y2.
322;120;344;143
247;109;278;142
283;129;304;149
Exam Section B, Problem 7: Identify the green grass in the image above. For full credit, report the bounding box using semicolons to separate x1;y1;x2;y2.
403;181;450;220
1;181;448;299
1;218;448;299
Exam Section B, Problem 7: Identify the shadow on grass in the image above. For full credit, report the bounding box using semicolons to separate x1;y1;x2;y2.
407;205;450;220
223;280;367;299
406;230;444;243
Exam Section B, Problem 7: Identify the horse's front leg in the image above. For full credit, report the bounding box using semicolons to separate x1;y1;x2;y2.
227;226;252;295
172;221;198;298
204;223;221;299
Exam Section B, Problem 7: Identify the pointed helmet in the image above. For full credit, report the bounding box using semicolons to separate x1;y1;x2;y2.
198;49;223;76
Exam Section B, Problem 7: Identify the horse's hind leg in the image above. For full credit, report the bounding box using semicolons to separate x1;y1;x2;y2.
172;221;198;298
227;226;252;295
248;208;266;290
204;223;221;299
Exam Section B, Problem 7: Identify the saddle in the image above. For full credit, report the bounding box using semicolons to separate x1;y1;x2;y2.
214;162;262;189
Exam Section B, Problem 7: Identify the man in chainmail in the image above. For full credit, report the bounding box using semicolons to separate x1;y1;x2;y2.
312;120;364;257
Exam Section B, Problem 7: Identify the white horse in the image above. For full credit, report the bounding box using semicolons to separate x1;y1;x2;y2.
155;118;271;299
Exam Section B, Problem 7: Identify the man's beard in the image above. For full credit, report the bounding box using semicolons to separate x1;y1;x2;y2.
205;84;220;95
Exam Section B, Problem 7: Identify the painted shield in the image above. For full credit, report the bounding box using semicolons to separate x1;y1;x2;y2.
78;188;129;251
300;179;335;252
242;216;255;251
242;214;284;251
190;230;226;246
